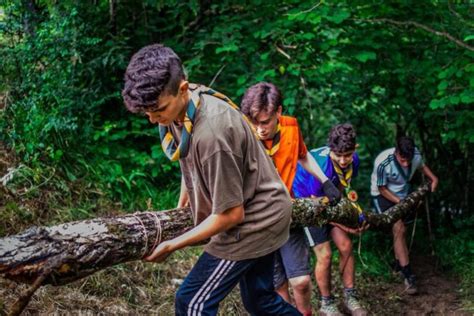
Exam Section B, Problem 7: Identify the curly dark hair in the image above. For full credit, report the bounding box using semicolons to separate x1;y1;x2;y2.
328;123;357;153
122;44;185;113
240;82;283;119
396;136;415;160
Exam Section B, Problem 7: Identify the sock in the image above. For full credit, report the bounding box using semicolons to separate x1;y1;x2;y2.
392;259;401;271
321;295;332;304
344;287;356;297
401;264;414;279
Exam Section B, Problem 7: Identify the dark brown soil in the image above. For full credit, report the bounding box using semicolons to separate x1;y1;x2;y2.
359;253;472;316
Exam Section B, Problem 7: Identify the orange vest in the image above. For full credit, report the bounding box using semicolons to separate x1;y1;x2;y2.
263;116;308;196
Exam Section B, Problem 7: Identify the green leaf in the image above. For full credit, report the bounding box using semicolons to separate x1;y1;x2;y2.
449;96;460;105
437;80;448;91
355;51;376;63
307;13;322;25
215;43;238;54
465;64;474;72
260;52;270;61
237;76;246;86
279;65;286;75
460;91;474;104
301;32;316;40
429;99;446;109
464;35;474;42
327;9;350;24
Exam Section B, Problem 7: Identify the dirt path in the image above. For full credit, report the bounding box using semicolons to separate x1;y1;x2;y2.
404;254;470;315
366;253;471;315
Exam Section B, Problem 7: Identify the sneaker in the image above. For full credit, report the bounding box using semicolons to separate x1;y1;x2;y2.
344;290;368;316
404;275;418;295
319;296;343;316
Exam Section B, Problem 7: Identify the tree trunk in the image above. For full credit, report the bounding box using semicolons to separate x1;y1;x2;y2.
0;183;429;287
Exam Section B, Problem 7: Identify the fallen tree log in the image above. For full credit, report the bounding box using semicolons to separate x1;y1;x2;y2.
292;182;430;230
0;183;429;287
0;183;429;315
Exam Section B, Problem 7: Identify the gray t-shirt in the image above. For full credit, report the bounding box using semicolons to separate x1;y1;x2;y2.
370;147;424;198
171;84;292;261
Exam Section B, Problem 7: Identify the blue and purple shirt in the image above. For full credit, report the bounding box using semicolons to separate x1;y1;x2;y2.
292;146;359;198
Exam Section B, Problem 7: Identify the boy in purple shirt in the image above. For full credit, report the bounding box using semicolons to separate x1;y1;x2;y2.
292;124;367;316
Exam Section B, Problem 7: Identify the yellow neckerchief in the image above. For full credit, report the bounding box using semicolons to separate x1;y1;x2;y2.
160;84;251;161
262;121;281;156
332;156;365;222
332;159;353;189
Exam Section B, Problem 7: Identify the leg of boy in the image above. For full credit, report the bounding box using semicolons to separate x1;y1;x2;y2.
307;227;343;316
313;241;332;297
392;219;409;267
306;226;332;297
274;251;292;303
240;252;302;316
331;228;367;315
330;227;354;289
279;230;313;314
374;195;416;294
175;252;241;316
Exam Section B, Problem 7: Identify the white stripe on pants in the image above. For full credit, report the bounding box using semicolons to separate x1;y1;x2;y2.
187;259;236;316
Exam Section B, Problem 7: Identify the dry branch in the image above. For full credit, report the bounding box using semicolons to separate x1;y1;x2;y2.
359;18;474;52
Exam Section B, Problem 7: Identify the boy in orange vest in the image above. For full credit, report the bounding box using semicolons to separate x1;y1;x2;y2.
241;82;341;315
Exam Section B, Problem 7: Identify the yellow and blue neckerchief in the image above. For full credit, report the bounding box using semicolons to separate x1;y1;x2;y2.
333;160;366;223
159;84;251;161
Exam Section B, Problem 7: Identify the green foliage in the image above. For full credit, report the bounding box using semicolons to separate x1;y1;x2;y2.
2;3;472;313
0;0;472;242
434;216;474;301
0;1;181;210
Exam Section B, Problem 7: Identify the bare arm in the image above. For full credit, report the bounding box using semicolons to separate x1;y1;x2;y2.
177;176;190;208
144;204;245;262
421;165;438;192
298;154;328;183
379;186;401;204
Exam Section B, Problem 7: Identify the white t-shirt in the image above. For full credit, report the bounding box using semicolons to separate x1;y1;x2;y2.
370;147;424;198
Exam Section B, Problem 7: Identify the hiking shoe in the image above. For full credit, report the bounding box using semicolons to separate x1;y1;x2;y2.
319;296;343;316
344;290;368;316
404;275;418;295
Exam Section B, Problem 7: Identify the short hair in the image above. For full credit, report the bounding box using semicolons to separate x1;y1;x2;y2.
122;44;185;113
396;136;415;160
240;82;282;119
328;123;357;153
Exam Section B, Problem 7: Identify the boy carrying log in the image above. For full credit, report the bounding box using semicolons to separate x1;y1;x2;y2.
292;124;368;316
122;44;300;315
370;136;438;294
241;82;341;316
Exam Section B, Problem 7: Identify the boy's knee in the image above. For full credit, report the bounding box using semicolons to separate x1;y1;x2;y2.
338;241;353;257
393;220;406;236
315;244;332;267
289;275;311;293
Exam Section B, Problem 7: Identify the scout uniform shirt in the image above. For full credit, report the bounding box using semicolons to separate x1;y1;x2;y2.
262;115;308;196
292;146;360;198
170;84;292;261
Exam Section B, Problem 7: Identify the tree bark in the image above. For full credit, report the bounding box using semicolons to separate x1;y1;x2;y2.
0;183;429;287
